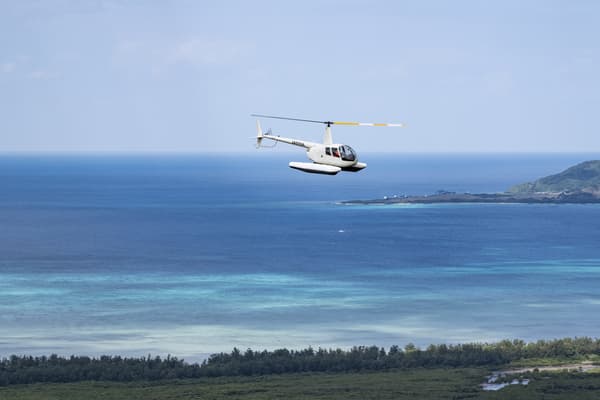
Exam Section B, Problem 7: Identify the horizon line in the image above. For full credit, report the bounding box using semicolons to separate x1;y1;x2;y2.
1;150;600;156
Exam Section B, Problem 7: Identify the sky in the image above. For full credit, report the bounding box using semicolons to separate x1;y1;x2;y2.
1;0;599;153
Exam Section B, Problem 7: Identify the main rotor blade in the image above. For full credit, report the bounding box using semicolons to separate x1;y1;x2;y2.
250;114;328;124
333;121;404;127
251;114;404;127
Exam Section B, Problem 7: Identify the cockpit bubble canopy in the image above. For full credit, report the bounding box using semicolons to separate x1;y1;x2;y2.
339;145;356;161
327;145;356;161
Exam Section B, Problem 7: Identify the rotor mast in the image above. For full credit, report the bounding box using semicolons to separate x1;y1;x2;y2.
324;123;333;145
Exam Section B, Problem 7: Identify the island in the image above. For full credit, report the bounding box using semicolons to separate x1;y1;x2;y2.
343;160;600;205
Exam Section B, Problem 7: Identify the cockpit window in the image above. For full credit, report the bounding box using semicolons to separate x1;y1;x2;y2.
339;146;346;159
332;147;340;158
340;145;356;161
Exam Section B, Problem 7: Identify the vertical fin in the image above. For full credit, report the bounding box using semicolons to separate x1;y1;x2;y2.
256;120;264;148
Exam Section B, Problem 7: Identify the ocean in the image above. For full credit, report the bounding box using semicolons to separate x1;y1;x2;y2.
1;153;600;361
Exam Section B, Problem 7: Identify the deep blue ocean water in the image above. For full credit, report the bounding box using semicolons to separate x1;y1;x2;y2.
1;153;600;361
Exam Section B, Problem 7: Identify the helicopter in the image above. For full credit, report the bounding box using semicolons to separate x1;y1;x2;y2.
252;114;403;175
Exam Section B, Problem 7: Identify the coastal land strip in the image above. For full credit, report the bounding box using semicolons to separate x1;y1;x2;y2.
341;190;600;205
343;159;600;205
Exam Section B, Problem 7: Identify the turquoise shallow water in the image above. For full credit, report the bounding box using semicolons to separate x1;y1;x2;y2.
1;154;600;361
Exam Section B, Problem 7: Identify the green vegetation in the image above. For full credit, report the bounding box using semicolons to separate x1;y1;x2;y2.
509;160;600;193
2;338;600;398
0;369;483;400
492;369;600;400
3;338;600;386
507;354;600;368
3;368;600;399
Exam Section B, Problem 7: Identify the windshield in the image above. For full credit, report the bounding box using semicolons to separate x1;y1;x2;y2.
340;145;356;161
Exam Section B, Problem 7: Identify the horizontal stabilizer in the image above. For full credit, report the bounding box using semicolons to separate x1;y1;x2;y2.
289;162;341;175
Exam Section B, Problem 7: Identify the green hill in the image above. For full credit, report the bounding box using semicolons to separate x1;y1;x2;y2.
509;160;600;193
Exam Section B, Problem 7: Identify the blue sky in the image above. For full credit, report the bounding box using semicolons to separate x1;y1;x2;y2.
1;1;599;152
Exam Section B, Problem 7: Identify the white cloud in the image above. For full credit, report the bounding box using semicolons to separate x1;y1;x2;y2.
168;37;251;67
113;36;253;75
29;70;53;80
1;62;16;73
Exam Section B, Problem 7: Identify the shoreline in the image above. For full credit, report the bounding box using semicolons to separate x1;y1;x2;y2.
342;190;600;205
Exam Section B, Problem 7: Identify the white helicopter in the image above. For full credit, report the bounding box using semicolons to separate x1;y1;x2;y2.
252;114;403;175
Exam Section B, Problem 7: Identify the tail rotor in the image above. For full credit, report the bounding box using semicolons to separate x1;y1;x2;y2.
256;120;264;148
255;120;276;148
